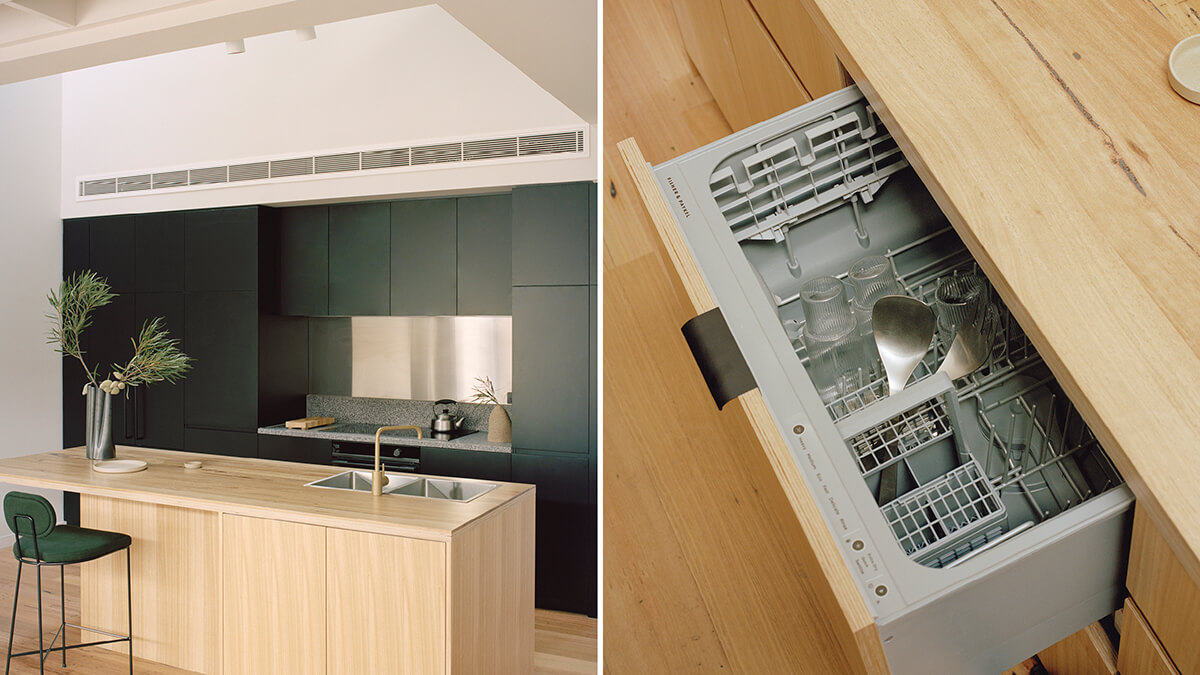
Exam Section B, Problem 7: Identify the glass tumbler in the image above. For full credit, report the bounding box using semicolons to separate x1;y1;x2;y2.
800;276;864;403
934;272;987;353
848;255;905;381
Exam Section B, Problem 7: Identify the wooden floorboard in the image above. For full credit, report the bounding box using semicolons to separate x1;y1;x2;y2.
0;555;595;674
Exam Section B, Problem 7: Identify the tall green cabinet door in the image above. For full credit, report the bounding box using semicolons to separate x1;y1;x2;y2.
512;183;591;287
132;292;185;450
278;206;329;316
329;202;390;315
457;194;512;315
134;212;185;293
512;285;590;454
88;215;136;293
390;199;456;315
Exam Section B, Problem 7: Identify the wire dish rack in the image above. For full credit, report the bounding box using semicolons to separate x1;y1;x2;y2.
783;227;1122;567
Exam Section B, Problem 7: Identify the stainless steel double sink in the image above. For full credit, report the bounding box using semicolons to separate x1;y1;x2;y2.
304;470;497;502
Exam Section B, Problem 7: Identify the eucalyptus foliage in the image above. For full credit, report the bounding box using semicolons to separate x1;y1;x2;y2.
48;271;192;394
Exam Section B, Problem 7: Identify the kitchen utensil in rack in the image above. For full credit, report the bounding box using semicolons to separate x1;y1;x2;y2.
799;276;865;403
849;255;906;379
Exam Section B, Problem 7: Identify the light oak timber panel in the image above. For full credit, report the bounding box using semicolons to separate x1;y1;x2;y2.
79;495;220;675
791;0;1200;587
222;514;326;675
618;137;887;674
1036;621;1117;675
749;0;845;97
1118;598;1180;675
449;491;536;673
1127;507;1200;674
326;528;445;675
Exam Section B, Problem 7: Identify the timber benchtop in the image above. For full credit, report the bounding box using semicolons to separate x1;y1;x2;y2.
0;447;534;542
800;0;1200;584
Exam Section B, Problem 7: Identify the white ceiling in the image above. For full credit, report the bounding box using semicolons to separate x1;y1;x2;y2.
0;0;596;122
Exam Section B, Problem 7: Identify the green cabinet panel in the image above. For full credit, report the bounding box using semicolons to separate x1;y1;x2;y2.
512;183;591;286
457;195;512;315
88;215;135;293
420;447;511;482
258;435;332;464
185;291;258;430
133;292;185;450
135;212;185;293
185;207;259;292
279;206;329;316
512;286;590;454
184;427;258;458
329;202;389;315
390;199;456;316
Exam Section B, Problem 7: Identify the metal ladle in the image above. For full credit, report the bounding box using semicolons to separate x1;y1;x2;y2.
872;295;935;394
872;295;935;505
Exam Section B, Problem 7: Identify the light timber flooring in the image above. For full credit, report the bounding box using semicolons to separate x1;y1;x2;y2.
0;554;595;674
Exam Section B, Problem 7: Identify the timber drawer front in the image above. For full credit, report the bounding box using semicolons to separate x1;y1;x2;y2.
624;83;1136;674
1124;507;1199;674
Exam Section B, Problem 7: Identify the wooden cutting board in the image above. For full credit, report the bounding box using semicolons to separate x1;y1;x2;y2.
284;417;334;430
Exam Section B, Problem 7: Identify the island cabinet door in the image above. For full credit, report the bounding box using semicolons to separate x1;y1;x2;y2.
222;514;327;675
326;529;447;674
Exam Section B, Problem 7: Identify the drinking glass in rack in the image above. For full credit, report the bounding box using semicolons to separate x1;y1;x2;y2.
849;255;905;382
800;276;865;403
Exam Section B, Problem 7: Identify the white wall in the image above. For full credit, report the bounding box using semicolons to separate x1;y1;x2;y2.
61;4;595;218
0;74;64;522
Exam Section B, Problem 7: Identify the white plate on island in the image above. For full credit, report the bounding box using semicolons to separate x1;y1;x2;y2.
92;459;148;473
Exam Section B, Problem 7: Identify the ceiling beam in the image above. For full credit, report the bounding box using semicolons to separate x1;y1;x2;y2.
5;0;77;27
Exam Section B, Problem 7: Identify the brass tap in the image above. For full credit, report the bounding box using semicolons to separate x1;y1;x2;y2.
372;425;423;496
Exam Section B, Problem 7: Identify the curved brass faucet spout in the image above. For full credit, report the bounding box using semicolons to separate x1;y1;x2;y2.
372;426;423;496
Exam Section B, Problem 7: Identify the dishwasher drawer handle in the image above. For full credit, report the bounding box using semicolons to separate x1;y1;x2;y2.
681;307;757;410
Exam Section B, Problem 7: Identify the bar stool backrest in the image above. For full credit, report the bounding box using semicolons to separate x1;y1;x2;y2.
3;492;56;560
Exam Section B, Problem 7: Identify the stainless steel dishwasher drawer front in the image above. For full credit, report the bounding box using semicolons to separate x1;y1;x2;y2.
650;84;1134;674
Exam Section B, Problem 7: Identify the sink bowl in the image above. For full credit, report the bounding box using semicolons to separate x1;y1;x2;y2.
304;471;497;502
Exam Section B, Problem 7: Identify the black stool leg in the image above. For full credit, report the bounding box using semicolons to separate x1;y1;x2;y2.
126;548;132;675
59;565;65;667
35;564;43;675
6;560;22;675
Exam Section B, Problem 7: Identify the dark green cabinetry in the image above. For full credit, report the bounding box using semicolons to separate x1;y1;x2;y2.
278;206;329;316
185;207;259;292
329;202;389;315
88;215;135;293
512;286;590;454
421;446;511;482
390;199;457;315
457;195;512;315
512;183;591;286
258;435;332;464
185;291;258;430
134;212;185;293
184;428;258;458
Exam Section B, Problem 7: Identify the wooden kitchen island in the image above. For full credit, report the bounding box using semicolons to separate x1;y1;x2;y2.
0;446;535;675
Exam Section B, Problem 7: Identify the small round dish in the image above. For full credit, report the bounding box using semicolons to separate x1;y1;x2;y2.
183;460;203;470
1169;34;1200;104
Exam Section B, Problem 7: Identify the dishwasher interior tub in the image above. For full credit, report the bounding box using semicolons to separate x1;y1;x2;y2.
651;85;1134;675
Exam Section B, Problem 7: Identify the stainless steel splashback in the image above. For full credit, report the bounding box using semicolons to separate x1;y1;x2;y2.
348;316;512;402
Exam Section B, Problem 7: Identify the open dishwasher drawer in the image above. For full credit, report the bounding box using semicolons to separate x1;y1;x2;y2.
651;85;1134;674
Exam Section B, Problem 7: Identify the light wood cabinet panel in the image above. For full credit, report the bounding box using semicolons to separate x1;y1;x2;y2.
1036;621;1117;675
1118;597;1180;675
326;528;446;675
223;514;326;675
80;495;221;675
1127;508;1200;674
749;0;844;98
449;493;535;674
670;0;752;128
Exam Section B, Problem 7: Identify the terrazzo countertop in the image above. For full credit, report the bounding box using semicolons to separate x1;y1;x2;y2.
257;422;511;454
257;394;513;454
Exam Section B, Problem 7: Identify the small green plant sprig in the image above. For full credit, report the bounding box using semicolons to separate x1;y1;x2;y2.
48;271;193;396
468;376;502;406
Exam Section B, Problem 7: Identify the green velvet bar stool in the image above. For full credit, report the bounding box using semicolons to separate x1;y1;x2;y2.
3;492;133;674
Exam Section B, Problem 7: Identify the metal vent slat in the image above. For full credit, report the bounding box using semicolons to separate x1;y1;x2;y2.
78;127;585;199
229;162;270;182
362;148;410;169
519;131;580;156
189;166;228;185
271;157;314;178
315;153;361;174
411;143;462;165
117;175;151;193
82;179;116;196
464;137;518;161
152;171;188;189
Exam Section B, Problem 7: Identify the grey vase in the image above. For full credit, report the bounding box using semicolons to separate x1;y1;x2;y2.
84;384;115;461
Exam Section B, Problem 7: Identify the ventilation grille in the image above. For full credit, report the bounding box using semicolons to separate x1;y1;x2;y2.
77;127;588;199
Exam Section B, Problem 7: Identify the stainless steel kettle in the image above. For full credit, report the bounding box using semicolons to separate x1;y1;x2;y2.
431;399;465;433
